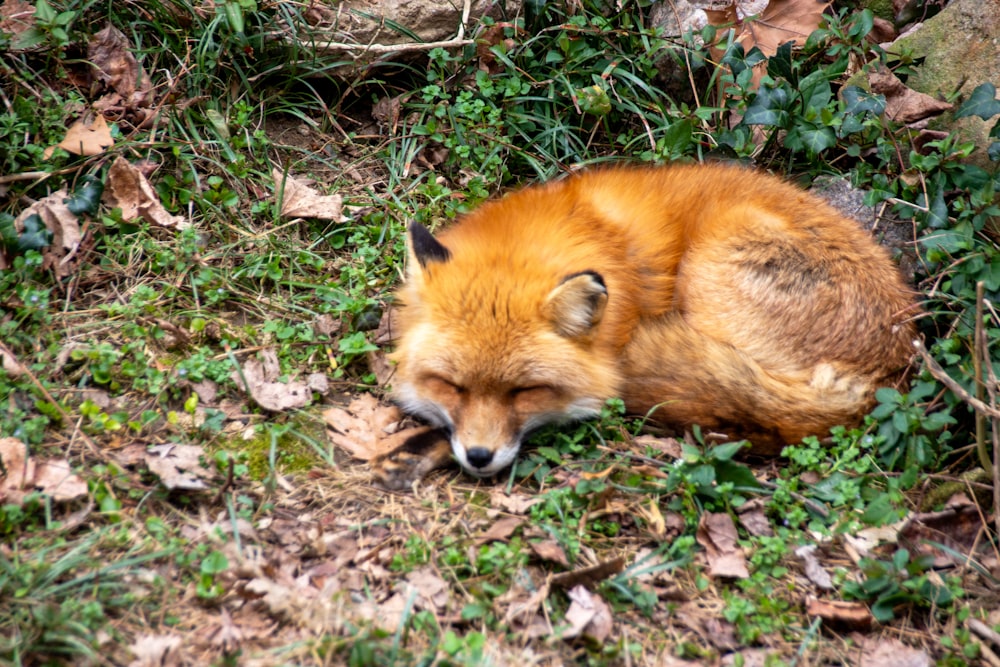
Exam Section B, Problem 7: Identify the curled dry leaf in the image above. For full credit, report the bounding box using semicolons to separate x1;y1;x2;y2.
103;156;188;229
551;556;626;589
144;444;213;491
697;512;750;579
869;67;953;124
489;487;542;514
0;437;89;504
89;23;152;108
736;498;774;537
795;544;833;590
273;168;344;220
805;597;873;632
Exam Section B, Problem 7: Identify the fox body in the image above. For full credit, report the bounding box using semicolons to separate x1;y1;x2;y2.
391;164;916;478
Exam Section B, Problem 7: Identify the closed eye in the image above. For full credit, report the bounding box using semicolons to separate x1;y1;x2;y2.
424;375;465;396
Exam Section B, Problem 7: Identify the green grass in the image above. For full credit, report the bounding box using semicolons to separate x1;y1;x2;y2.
1;0;999;664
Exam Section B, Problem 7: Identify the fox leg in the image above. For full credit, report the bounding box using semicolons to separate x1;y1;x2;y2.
370;427;454;490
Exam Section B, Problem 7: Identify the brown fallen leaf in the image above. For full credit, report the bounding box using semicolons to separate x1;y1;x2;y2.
805;597;873;632
489;487;542;514
529;539;570;567
144;444;213;491
706;0;832;91
869;67;953;124
897;500;986;568
322;394;404;461
273;168;343;220
795;544;834;590
697;512;750;579
560;585;613;642
0;437;88;504
858;635;931;667
737;498;774;537
89;24;151;108
0;0;35;42
128;634;185;667
474;515;525;545
233;349;321;412
103;156;188;229
49;114;114;157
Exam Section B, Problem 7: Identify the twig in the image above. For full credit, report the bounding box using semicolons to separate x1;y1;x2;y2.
975;284;1000;538
305;36;474;58
912;339;1000;419
974;281;989;469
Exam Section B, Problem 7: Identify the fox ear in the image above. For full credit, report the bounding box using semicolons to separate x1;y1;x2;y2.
545;271;607;338
408;223;451;269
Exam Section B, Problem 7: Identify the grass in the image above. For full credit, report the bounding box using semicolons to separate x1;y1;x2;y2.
1;0;1000;664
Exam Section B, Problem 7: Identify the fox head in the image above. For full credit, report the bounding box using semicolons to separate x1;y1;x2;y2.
391;222;621;477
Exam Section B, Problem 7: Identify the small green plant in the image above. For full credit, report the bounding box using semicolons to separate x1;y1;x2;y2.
842;548;961;622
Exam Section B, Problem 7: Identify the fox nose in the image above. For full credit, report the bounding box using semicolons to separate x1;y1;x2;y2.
465;447;494;469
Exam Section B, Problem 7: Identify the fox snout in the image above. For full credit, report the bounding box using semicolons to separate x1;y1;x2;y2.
449;425;522;477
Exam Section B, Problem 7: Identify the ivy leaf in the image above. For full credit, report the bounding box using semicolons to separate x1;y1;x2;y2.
767;40;795;82
842;85;886;116
743;85;790;126
64;175;105;216
954;83;1000;120
15;214;54;252
792;122;837;155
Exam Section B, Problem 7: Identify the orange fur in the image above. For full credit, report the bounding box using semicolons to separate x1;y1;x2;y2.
391;164;916;476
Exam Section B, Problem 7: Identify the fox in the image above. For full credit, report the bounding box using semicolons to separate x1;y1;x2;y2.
383;163;916;485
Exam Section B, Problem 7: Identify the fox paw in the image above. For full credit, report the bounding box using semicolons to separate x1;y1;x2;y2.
371;427;453;490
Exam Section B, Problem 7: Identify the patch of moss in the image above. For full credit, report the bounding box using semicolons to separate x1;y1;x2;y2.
209;418;326;481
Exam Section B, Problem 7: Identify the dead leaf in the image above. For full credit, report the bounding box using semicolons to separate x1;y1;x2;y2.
805;597;873;632
475;516;525;545
128;634;185;667
49;114;114;157
366;349;395;387
273;168;343;220
632;433;683;458
144;444;213;491
897;502;986;568
404;566;450;610
89;24;151;107
489;487;542;514
0;0;35;41
201;608;243;654
322;394;403;461
0;437;88;504
529;539;570;567
0;346;24;376
103;157;188;228
697;512;750;579
858;635;932;667
795;544;833;590
869;67;953;124
560;586;613;641
736;497;773;537
233;349;319;412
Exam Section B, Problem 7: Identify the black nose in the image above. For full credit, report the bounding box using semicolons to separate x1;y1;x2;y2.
466;447;494;469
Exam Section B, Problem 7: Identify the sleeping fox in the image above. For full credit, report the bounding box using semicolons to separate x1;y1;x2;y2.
382;163;916;484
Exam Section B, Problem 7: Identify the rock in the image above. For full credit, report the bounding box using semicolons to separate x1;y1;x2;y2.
884;0;1000;168
811;176;918;284
306;0;515;61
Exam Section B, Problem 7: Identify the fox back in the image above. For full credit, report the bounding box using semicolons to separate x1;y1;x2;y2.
391;164;916;476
